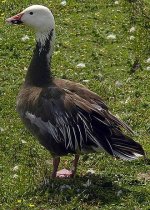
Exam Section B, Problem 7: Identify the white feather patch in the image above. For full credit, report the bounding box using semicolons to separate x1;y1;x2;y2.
133;152;143;157
25;111;59;142
36;29;55;51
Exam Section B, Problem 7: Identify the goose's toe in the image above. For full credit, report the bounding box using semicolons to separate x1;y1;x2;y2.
56;169;75;178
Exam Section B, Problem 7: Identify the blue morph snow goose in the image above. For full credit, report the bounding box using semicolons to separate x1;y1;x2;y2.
6;5;145;178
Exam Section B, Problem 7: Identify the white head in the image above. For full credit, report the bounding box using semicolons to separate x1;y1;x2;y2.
6;5;55;53
6;5;55;33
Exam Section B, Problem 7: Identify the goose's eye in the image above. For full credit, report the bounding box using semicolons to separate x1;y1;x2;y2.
29;12;33;15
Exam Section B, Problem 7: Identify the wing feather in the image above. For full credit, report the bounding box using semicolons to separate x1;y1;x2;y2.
24;84;144;159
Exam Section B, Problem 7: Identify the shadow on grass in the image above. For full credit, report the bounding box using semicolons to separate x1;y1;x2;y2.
24;174;130;207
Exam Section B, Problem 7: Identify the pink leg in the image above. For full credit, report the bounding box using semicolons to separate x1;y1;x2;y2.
51;157;60;178
71;154;80;176
56;155;80;178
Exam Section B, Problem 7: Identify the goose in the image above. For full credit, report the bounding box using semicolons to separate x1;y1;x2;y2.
6;5;145;178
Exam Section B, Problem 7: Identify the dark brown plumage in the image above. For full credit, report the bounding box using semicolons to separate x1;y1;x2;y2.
7;5;145;178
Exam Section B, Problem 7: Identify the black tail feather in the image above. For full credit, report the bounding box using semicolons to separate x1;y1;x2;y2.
111;135;145;160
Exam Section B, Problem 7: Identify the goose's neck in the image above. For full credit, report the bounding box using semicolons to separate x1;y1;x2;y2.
25;28;55;87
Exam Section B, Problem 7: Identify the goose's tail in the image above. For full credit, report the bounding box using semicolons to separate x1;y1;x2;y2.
111;134;145;160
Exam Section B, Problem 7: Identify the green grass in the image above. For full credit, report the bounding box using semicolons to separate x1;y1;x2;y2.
0;0;150;209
